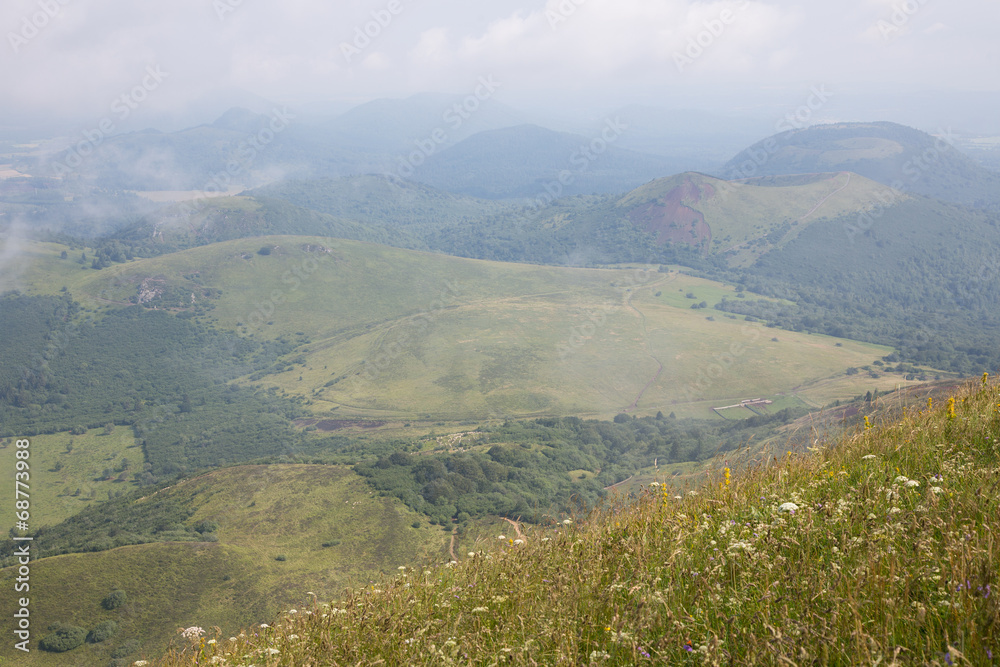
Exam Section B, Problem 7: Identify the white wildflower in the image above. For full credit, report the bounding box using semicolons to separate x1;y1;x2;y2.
930;486;944;494
905;480;920;488
181;626;205;640
266;647;280;655
894;475;909;484
472;606;489;613
562;519;573;525
497;535;506;540
468;552;476;557
133;662;150;667
513;539;524;545
862;454;876;460
778;502;799;513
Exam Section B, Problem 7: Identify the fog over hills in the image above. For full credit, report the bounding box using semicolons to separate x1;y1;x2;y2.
2;1;999;663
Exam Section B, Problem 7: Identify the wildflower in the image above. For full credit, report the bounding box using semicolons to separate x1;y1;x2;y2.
724;467;731;487
207;638;217;645
904;480;920;488
472;606;489;613
864;416;872;429
514;539;524;545
180;626;205;640
288;634;299;640
398;566;407;571
229;637;237;642
260;624;270;629
862;454;876;460
134;662;150;667
930;486;944;495
562;519;573;525
497;534;506;540
288;609;298;614
266;647;280;655
778;502;799;513
948;397;956;420
928;396;933;410
984;372;989;386
674;495;682;500
468;552;476;557
894;475;909;484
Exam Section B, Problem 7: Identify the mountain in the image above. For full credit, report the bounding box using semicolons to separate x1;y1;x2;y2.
722;121;1000;208
315;91;526;153
601;105;773;169
410;124;680;199
247;174;517;232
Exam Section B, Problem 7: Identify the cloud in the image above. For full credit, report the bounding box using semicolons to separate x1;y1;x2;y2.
0;0;997;129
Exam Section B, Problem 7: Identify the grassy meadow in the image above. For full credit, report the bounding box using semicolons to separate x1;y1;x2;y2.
156;375;1000;666
36;235;909;422
0;465;449;666
0;427;146;529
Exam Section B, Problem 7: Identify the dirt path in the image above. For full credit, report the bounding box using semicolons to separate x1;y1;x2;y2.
622;276;671;412
449;534;458;561
798;172;852;222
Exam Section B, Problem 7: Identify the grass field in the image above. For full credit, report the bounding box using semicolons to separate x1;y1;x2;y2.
0;427;146;529
157;376;1000;666
0;464;448;666
36;236;912;422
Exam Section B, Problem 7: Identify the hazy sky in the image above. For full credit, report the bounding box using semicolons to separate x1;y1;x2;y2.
2;0;998;131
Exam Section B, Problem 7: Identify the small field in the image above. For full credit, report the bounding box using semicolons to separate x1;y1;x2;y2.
0;427;146;529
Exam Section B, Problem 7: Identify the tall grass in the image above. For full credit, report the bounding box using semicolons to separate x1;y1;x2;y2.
157;377;1000;666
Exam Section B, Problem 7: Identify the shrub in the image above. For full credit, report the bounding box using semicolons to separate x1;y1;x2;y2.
275;554;287;561
39;623;86;652
111;639;140;658
102;589;128;610
87;620;118;643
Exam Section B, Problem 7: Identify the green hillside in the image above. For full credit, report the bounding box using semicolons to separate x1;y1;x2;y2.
723;121;1000;208
616;171;895;265
67;236;904;421
248;174;517;232
0;465;447;666
157;376;1000;667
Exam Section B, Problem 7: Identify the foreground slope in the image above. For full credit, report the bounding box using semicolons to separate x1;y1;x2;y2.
159;376;1000;666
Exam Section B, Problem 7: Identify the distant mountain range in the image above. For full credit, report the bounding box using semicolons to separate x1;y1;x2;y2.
723;121;1000;208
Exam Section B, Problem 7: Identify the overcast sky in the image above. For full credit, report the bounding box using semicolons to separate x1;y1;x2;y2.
1;0;998;132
